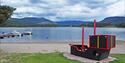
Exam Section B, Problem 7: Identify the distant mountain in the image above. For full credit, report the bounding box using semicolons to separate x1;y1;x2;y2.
100;16;125;24
3;16;125;27
56;21;92;25
4;17;56;27
10;17;55;25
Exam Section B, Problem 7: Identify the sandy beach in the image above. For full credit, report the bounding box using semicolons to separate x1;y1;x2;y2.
0;40;125;54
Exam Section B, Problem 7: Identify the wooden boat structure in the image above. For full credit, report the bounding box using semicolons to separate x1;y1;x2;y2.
69;19;116;61
0;31;32;39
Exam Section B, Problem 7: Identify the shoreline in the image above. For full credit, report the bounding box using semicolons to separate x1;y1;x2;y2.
0;26;125;28
0;40;124;44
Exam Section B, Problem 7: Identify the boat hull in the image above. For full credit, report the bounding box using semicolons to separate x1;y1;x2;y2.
70;45;110;61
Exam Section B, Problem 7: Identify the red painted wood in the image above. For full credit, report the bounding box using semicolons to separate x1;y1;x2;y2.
69;44;85;52
82;26;84;49
89;47;111;50
114;36;116;48
106;36;108;49
88;36;90;47
94;19;96;35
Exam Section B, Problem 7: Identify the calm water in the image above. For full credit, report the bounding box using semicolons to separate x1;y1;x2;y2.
0;27;125;43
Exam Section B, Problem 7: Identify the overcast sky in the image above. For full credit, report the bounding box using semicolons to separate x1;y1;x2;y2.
1;0;125;21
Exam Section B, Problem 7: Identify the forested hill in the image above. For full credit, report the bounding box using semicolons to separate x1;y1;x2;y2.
100;16;125;24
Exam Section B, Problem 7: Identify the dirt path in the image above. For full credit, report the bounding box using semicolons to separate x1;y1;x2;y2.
0;41;125;54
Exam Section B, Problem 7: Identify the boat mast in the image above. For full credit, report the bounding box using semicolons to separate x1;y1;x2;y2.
82;26;84;49
94;19;96;35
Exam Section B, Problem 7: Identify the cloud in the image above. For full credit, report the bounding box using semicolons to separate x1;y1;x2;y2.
1;0;125;21
1;0;30;7
29;0;42;4
106;0;125;16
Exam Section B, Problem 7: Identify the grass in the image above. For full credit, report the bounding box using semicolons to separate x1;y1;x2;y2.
0;49;125;63
109;54;125;63
0;52;81;63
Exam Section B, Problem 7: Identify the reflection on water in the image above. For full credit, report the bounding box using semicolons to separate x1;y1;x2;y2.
0;27;125;42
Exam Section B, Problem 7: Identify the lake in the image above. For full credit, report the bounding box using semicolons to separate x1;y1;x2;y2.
0;27;125;43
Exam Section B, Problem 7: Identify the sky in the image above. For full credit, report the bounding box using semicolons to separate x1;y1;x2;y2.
1;0;125;21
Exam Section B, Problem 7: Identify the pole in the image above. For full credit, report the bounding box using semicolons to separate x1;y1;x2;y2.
94;19;96;35
82;26;84;49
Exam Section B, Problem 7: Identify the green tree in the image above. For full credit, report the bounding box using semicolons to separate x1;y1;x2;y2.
0;5;16;25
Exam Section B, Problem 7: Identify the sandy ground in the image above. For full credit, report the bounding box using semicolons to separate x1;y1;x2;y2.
0;42;70;53
0;41;125;54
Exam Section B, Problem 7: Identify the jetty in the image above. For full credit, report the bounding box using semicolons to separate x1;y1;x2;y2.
0;31;32;39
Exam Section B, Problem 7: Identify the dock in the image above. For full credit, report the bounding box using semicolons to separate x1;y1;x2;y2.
0;31;32;39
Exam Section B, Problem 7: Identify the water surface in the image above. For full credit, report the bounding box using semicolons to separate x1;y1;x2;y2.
0;27;125;43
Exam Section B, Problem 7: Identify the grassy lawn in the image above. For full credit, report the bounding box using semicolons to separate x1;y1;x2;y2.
0;49;125;63
0;52;81;63
109;54;125;63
